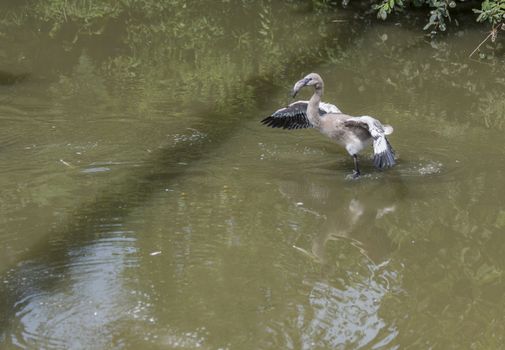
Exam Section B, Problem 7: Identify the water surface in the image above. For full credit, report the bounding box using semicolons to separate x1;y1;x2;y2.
1;2;505;349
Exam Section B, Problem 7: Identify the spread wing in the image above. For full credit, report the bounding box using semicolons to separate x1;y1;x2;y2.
344;116;396;169
261;101;341;130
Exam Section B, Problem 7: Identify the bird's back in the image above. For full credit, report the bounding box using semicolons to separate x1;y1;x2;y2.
318;113;372;142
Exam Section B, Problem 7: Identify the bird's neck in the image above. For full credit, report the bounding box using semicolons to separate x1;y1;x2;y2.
307;86;323;127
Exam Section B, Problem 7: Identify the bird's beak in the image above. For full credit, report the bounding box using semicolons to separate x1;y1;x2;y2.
291;78;309;98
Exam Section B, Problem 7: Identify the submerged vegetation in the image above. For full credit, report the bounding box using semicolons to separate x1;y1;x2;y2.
0;0;503;70
0;0;504;125
0;1;353;113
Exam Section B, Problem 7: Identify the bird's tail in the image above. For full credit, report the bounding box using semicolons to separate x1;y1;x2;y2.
373;136;395;169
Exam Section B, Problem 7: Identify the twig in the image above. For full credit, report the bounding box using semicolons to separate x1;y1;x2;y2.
469;30;494;58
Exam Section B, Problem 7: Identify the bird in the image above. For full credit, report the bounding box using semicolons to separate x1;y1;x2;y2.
261;73;395;177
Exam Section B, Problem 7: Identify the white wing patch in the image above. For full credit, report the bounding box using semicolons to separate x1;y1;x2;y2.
319;101;342;114
345;115;395;169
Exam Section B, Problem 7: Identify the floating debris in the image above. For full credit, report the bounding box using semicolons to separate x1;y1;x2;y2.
59;159;75;168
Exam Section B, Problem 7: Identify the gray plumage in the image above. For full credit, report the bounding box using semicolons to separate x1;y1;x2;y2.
261;73;395;176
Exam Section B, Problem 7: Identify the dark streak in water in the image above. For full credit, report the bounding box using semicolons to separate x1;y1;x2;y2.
0;71;29;86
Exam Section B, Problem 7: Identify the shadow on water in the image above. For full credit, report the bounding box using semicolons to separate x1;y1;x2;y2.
0;71;29;86
0;104;240;335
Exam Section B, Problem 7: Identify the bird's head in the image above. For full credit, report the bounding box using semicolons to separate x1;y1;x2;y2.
292;73;323;98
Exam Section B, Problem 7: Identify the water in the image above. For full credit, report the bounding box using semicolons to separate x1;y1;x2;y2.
1;2;505;349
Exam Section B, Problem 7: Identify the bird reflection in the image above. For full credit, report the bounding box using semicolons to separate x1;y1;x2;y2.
278;175;400;267
276;176;403;348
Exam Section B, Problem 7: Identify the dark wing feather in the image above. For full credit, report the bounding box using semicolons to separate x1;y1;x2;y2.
261;102;327;130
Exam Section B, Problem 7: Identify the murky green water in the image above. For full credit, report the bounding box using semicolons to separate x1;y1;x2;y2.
1;1;505;349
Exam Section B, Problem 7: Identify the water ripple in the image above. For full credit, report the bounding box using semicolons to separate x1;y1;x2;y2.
4;226;139;349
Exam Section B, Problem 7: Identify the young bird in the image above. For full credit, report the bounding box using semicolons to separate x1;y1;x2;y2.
261;73;395;177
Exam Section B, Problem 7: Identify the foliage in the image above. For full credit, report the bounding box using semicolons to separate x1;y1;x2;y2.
370;0;505;37
373;0;456;33
474;0;505;26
